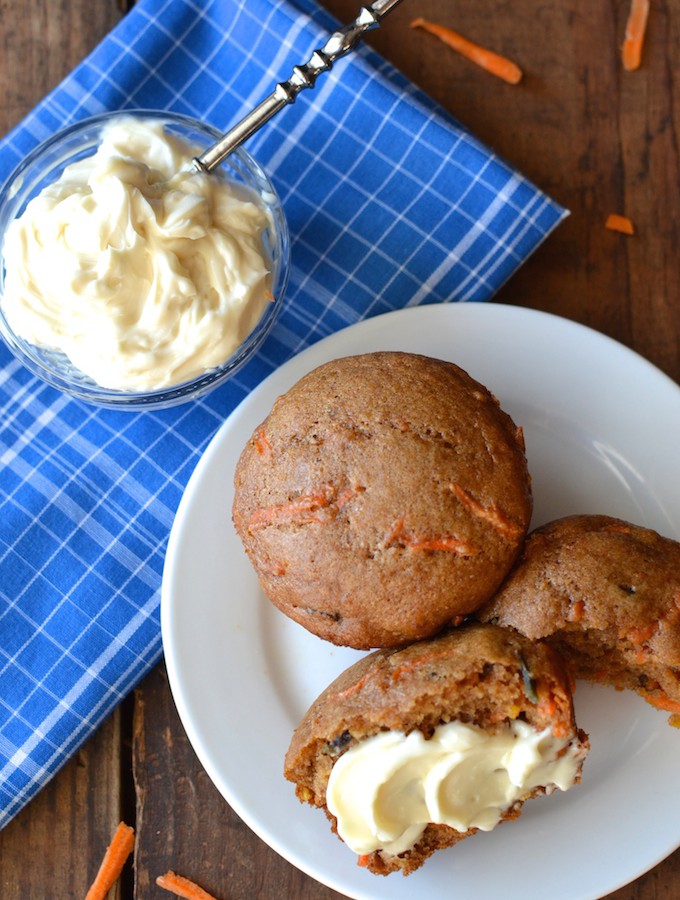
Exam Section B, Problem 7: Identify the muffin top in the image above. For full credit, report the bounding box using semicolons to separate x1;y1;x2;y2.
479;514;680;667
233;351;532;648
284;622;588;876
285;622;579;767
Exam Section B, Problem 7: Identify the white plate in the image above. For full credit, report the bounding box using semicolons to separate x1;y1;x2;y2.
161;304;680;900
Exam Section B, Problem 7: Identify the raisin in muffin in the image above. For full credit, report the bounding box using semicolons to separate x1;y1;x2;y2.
232;351;532;649
479;514;680;722
284;623;589;875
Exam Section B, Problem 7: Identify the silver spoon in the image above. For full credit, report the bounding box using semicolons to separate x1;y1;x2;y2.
193;0;406;174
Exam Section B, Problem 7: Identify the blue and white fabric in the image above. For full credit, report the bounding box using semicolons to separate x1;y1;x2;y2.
0;0;566;827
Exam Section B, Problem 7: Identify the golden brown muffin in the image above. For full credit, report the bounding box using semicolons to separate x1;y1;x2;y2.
284;623;589;876
478;514;680;723
232;351;532;649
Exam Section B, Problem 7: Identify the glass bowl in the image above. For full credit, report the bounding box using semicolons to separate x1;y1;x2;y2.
0;110;290;409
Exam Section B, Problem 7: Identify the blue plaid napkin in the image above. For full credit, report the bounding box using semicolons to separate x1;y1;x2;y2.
0;0;566;827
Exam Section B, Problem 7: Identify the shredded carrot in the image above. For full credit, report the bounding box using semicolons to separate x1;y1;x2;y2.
538;694;557;718
622;0;650;71
335;670;372;700
410;17;523;84
357;854;371;868
253;428;272;456
605;213;635;235
248;483;363;531
156;871;220;900
85;821;135;900
551;720;569;739
624;623;656;645
264;290;275;303
602;522;632;533
389;647;456;682
449;483;524;540
249;484;337;530
566;599;585;623
384;516;478;556
642;692;680;715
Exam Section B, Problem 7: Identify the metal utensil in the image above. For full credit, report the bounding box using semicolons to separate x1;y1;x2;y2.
194;0;406;174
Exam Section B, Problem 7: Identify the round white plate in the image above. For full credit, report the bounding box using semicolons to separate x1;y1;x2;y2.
161;304;680;900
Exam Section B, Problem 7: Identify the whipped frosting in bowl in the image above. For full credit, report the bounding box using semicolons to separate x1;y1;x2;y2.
0;110;290;408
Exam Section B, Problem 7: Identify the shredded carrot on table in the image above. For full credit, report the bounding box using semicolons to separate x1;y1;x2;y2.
410;17;523;84
622;0;650;71
605;213;635;235
156;870;220;900
85;821;135;900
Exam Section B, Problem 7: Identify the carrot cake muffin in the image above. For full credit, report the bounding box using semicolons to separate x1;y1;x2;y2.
479;514;680;723
232;351;532;649
284;623;589;875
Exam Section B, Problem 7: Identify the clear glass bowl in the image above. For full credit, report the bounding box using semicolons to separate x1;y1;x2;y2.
0;110;290;409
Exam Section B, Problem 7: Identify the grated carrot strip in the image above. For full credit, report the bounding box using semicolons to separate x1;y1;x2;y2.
384;516;478;556
605;213;635;235
85;822;135;900
410;17;522;84
622;0;650;71
643;692;680;714
156;870;220;900
253;428;272;456
449;483;524;540
248;484;337;530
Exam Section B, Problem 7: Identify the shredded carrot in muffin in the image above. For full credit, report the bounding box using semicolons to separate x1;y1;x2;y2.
389;647;459;682
622;623;657;646
253;428;272;456
601;520;634;533
384;516;478;556
410;17;523;84
449;483;524;540
335;671;373;701
566;600;585;623
249;483;364;530
643;692;680;715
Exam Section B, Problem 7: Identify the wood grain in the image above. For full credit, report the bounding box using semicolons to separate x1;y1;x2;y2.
0;0;678;898
0;707;131;899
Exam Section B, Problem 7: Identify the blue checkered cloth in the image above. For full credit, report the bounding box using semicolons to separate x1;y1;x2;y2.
0;0;566;827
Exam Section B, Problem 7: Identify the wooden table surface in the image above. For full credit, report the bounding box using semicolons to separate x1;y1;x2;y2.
1;1;679;897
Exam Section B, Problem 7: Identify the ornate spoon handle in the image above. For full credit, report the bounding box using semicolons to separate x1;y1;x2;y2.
195;0;406;173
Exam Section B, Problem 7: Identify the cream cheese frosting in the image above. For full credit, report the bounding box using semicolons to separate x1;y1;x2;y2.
1;116;273;391
326;720;582;856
